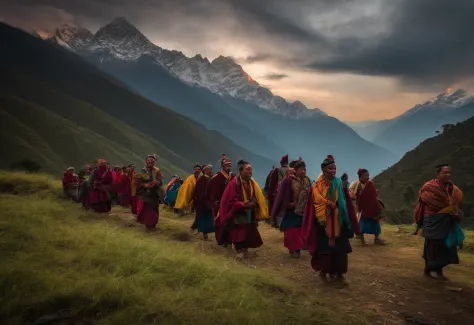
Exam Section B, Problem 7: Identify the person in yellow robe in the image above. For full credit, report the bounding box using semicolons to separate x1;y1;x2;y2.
175;164;202;216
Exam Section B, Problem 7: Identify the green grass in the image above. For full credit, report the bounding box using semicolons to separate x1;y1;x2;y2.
0;172;365;325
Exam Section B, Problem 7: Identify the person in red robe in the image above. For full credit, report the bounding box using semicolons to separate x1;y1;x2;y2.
193;164;215;240
62;167;79;202
113;166;132;208
219;159;268;259
129;164;138;215
266;154;289;227
134;154;164;230
208;156;235;247
272;159;311;258
87;158;113;213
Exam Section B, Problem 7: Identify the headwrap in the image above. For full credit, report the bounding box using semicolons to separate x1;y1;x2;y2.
320;155;335;170
291;157;306;170
357;168;368;177
202;164;212;171
221;155;232;167
67;167;75;171
280;154;289;164
193;163;202;169
146;154;157;161
97;158;106;165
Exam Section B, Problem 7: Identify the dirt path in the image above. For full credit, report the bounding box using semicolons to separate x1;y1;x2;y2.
110;207;474;325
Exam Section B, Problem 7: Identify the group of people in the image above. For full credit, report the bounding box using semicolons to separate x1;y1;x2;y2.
62;153;464;284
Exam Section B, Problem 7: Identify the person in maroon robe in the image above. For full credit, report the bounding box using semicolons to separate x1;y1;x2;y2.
62;167;79;202
134;155;164;230
267;154;289;227
193;164;215;240
129;164;138;215
208;156;235;247
219;159;267;259
272;159;311;258
114;166;132;207
87;158;113;213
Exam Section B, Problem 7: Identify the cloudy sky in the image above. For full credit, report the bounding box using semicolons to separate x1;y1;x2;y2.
1;0;474;121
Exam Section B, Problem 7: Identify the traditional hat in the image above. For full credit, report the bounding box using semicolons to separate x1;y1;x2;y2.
237;159;249;171
280;154;289;164
221;154;232;167
320;155;335;170
146;154;157;160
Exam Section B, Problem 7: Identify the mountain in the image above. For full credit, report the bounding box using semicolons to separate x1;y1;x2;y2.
372;116;474;225
45;18;326;119
40;17;396;178
0;22;274;181
345;119;394;142
351;89;474;157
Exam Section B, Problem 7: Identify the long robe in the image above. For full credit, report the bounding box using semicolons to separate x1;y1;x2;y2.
414;179;463;271
134;167;164;229
272;176;310;252
302;175;357;274
208;171;235;245
219;177;268;250
87;166;113;213
114;173;132;207
267;166;288;225
62;171;79;202
175;174;197;211
193;175;215;233
357;181;382;236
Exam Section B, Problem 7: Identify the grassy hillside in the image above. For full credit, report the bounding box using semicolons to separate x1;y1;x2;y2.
0;93;185;177
0;22;273;182
0;172;359;325
373;117;474;226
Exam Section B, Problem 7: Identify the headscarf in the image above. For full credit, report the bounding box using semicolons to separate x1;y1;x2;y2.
280;154;289;165
221;155;232;167
146;154;157;161
320;155;335;170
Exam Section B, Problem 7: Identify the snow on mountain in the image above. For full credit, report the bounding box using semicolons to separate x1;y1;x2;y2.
401;88;473;118
47;17;327;119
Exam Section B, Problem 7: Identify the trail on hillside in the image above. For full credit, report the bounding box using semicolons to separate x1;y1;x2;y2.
111;207;474;325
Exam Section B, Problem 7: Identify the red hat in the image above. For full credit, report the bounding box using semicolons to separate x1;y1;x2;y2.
280;154;289;163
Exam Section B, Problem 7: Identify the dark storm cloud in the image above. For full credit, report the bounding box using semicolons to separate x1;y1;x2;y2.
308;0;474;85
260;73;289;81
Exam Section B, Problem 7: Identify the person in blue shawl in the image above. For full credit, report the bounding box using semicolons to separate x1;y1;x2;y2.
164;175;183;208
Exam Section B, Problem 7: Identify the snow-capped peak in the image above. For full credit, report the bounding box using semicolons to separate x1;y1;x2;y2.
401;88;473;118
50;17;327;119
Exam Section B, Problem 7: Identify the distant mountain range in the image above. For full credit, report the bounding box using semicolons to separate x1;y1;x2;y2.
348;88;474;158
31;17;396;179
39;17;327;119
0;22;274;180
373;115;474;225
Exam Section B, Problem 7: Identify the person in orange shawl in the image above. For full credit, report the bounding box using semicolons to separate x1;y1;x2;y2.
134;154;164;230
219;159;268;259
414;164;464;281
208;156;235;247
302;155;358;285
175;164;202;218
354;168;386;245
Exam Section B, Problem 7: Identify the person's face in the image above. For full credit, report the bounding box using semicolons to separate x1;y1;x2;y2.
129;166;135;172
193;167;201;175
360;171;370;183
223;163;232;173
437;166;452;183
98;160;106;167
324;164;337;178
295;167;306;179
240;164;253;179
204;167;213;176
146;158;155;168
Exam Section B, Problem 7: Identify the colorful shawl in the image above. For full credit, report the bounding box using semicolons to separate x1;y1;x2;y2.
219;177;268;225
311;174;350;238
414;179;463;225
175;174;197;210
